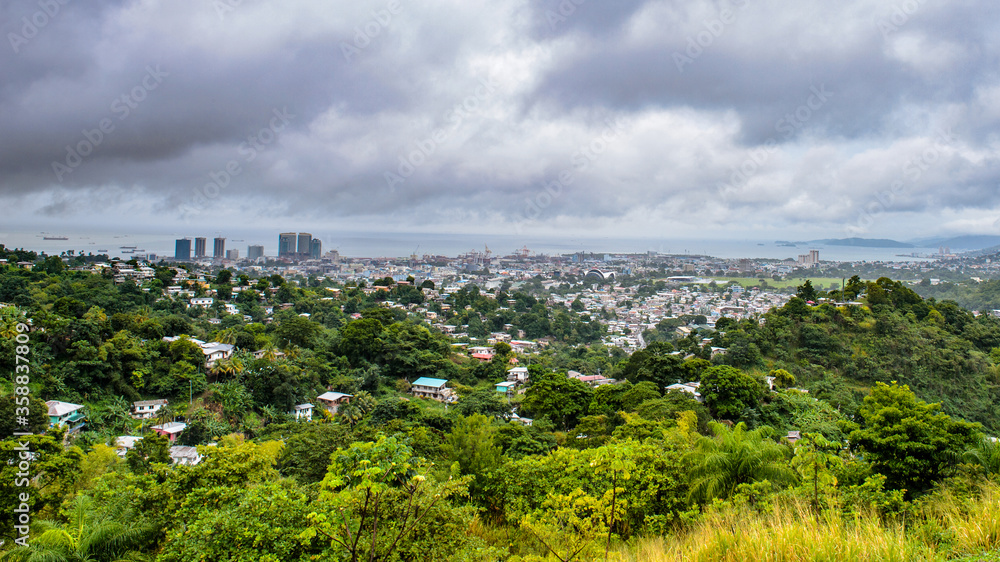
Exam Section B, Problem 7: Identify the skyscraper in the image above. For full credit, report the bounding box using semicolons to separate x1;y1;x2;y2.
194;237;207;258
247;245;264;259
297;233;312;258
175;239;191;261
310;238;322;259
278;233;296;257
213;237;226;258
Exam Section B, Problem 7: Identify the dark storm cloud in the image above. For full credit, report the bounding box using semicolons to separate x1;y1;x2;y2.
2;0;1000;238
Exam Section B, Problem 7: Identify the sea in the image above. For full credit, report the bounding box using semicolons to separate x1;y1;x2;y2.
0;229;944;263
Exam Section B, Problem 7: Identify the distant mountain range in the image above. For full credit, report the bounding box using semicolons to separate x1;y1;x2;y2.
908;235;1000;250
774;235;1000;251
776;238;913;248
815;238;914;248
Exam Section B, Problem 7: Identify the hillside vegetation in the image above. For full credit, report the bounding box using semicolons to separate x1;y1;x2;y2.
2;262;1000;560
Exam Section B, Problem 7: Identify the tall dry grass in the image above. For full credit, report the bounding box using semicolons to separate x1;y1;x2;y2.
616;484;1000;562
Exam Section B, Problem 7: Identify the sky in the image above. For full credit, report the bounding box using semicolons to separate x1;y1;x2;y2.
2;0;1000;246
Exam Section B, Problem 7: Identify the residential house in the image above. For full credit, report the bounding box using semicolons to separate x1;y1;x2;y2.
151;421;187;442
510;413;533;426
189;297;215;308
316;392;352;414
495;381;517;397
162;336;234;368
290;403;314;421
410;377;453;402
665;381;704;403
115;435;143;457
46;401;86;432
169;445;202;465
132;399;168;420
507;367;529;383
252;349;286;360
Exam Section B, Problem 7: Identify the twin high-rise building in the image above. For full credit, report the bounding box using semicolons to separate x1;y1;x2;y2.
194;237;207;258
213;237;226;258
297;233;312;257
278;233;297;258
278;232;319;259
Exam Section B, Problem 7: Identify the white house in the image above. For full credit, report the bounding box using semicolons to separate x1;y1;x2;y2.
290;403;314;421
665;381;704;403
132;399;168;420
169;445;202;466
507;367;529;383
189;297;215;308
162;336;234;368
410;377;453;402
115;436;143;457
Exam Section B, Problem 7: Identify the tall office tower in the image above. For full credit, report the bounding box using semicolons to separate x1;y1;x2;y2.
278;233;296;257
213;237;226;258
174;239;191;261
247;245;264;259
194;237;207;258
297;233;312;258
809;249;819;265
310;238;322;259
226;249;239;260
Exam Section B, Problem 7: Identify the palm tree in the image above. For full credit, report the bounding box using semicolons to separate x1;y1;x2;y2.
0;496;151;562
212;328;236;345
337;391;376;427
963;436;1000;477
258;344;279;362
686;421;797;502
212;356;244;382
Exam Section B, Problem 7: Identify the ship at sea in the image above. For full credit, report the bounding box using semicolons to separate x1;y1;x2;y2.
43;236;69;240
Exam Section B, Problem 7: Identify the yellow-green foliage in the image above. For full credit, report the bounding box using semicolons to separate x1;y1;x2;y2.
617;483;1000;562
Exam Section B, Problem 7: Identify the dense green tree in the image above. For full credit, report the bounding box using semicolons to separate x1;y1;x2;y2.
699;365;764;419
304;436;478;562
443;414;503;500
126;431;171;473
277;423;354;483
846;382;979;494
522;372;593;430
796;280;817;301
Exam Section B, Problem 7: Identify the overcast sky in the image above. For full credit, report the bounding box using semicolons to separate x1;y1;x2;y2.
2;0;1000;243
